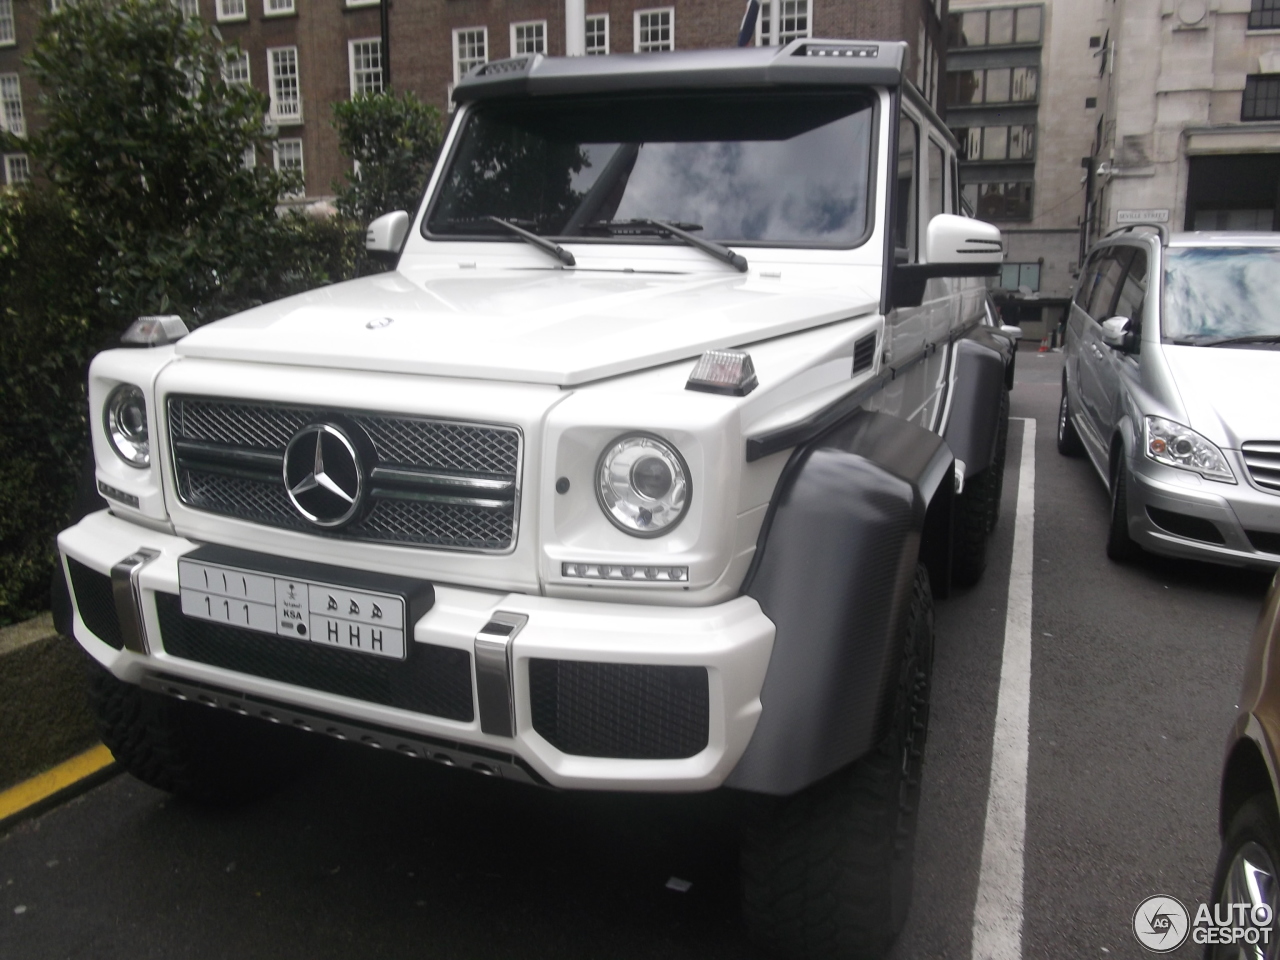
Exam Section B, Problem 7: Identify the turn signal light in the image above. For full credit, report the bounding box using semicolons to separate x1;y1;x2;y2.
686;350;758;396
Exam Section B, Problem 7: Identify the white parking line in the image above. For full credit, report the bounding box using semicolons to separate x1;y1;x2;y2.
970;418;1037;960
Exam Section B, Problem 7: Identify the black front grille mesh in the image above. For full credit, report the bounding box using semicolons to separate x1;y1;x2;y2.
68;558;123;649
528;659;709;759
156;593;474;722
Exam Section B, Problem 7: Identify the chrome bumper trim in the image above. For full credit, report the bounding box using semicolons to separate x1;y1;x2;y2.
474;612;528;738
111;549;160;654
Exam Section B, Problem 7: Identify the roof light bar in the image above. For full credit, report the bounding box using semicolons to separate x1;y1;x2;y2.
686;350;758;397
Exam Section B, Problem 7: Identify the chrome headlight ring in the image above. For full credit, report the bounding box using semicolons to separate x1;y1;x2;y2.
104;383;150;468
595;433;691;538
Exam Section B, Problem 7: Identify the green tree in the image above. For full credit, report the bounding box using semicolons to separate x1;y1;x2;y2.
332;91;444;225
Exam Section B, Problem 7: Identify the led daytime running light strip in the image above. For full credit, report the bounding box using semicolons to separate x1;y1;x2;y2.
562;563;688;582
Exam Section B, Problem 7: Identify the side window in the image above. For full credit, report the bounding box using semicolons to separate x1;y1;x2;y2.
1085;249;1133;321
1073;252;1104;309
894;114;919;262
1112;248;1148;354
927;139;945;223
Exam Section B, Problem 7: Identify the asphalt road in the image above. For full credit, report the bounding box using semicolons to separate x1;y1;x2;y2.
1;348;1271;960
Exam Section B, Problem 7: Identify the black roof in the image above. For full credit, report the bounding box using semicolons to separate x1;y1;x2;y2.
452;39;908;103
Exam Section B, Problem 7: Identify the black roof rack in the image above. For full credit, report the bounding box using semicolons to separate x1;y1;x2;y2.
1104;223;1168;244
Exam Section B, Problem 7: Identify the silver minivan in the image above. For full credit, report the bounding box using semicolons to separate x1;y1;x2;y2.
1059;229;1280;566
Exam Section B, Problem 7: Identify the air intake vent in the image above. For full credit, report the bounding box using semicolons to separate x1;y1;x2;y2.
852;333;877;375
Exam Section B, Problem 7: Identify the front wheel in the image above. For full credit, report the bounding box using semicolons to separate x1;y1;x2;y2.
1106;456;1140;563
1207;793;1280;959
740;566;934;960
1057;380;1084;457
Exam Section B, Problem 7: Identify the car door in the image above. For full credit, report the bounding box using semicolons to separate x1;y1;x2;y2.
1094;246;1147;443
1077;247;1132;458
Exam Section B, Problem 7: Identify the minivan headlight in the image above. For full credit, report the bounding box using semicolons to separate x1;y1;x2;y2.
104;384;150;468
596;434;690;537
1144;416;1234;482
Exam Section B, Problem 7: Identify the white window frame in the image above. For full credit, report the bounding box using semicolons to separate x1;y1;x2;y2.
585;13;609;55
346;0;380;7
452;27;488;85
216;0;246;22
273;137;304;195
348;37;383;98
510;20;547;56
267;46;302;123
4;152;29;185
264;0;293;17
176;0;199;17
0;0;14;47
241;145;256;170
756;0;810;46
0;73;24;137
634;7;674;52
223;48;250;86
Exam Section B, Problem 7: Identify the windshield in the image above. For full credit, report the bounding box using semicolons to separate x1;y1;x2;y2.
1163;247;1280;342
426;91;876;247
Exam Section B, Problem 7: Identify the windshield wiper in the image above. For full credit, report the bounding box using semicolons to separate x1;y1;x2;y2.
485;216;575;267
588;218;748;273
1173;334;1280;347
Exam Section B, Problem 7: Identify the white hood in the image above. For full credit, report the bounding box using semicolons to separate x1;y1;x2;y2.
176;268;877;386
1163;345;1280;448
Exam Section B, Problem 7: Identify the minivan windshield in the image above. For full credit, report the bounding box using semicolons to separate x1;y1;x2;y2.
426;91;876;247
1163;247;1280;344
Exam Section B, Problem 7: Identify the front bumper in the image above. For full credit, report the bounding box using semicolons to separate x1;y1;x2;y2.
58;510;775;792
1126;451;1280;567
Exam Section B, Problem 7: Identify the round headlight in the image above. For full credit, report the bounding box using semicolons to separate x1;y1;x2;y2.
104;384;150;468
596;434;690;537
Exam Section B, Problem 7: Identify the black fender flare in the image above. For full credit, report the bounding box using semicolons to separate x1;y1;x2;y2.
942;332;1008;478
727;410;953;796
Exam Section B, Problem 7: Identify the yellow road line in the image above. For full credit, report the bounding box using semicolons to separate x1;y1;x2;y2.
0;745;116;823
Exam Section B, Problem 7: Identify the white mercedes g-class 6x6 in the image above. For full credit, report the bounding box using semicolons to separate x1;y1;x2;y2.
55;40;1011;960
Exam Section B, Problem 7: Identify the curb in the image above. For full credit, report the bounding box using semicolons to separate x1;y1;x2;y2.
0;745;118;834
0;613;102;794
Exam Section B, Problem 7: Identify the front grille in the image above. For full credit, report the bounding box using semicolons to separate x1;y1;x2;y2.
68;558;123;649
1243;442;1280;494
168;396;521;551
528;659;709;759
155;593;474;721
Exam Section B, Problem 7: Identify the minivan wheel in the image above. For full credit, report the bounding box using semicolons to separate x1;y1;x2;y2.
1106;457;1140;562
1207;793;1280;959
1057;381;1083;457
740;565;934;960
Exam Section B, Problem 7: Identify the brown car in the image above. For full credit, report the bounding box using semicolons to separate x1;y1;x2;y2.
1214;572;1280;957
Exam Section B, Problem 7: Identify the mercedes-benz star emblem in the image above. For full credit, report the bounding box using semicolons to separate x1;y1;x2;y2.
283;423;364;528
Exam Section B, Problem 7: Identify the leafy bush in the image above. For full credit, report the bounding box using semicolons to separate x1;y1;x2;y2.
333;91;444;226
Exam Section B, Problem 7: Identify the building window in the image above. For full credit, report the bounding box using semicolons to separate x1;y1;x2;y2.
176;0;199;16
241;145;255;170
945;66;1038;106
4;153;29;185
346;0;380;7
274;138;304;194
1249;0;1280;30
585;13;609;54
1243;75;1280;120
0;0;14;46
223;49;250;86
635;8;673;52
955;125;1035;161
963;181;1034;220
947;6;1043;48
264;0;293;16
267;47;301;122
349;38;383;97
453;27;487;84
511;20;546;56
216;0;246;21
1000;262;1041;292
758;1;810;45
0;74;24;137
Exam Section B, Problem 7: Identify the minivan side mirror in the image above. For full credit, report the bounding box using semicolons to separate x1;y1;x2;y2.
1101;316;1137;352
890;214;1004;308
366;210;410;263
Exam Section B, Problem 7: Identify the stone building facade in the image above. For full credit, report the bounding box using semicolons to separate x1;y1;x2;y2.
0;0;949;204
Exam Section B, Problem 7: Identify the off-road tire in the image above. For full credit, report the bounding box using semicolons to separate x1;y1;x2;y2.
740;565;935;960
987;387;1010;534
1106;457;1140;563
952;388;1009;587
1057;379;1084;457
86;658;319;804
1207;793;1280;959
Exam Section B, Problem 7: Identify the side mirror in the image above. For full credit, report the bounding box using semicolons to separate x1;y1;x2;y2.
1000;324;1023;340
1101;316;1136;352
891;214;1004;308
366;210;410;263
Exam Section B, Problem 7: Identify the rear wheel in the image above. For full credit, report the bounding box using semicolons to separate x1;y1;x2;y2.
953;388;1009;587
741;566;934;960
1106;455;1141;563
86;658;319;804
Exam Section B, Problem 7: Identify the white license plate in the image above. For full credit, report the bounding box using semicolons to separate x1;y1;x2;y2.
177;559;407;660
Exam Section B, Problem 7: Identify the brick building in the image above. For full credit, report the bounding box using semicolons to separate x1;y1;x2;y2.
1;0;949;202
